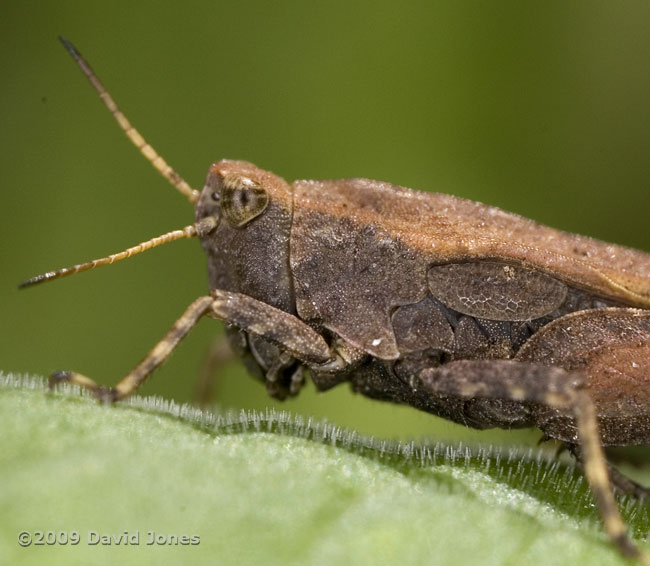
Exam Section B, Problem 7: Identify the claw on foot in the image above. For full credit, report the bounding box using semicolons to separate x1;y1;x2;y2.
94;386;120;403
48;370;74;389
47;370;118;402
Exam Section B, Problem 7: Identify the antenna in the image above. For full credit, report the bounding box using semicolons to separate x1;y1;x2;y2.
19;216;218;289
59;36;200;204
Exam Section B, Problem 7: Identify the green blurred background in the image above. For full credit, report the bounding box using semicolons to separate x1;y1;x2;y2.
2;1;650;443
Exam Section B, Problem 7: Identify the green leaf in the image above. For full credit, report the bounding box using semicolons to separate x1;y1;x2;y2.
1;373;648;566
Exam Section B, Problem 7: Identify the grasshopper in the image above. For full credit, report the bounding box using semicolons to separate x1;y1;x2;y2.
21;38;650;561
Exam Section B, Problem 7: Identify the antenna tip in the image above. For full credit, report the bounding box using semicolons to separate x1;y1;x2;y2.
18;273;54;290
58;36;80;59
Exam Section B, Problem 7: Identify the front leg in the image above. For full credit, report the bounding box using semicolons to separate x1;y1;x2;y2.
417;359;644;561
51;296;215;401
209;289;347;366
51;290;342;402
209;290;368;397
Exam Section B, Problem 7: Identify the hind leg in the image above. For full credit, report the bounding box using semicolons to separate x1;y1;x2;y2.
417;359;644;561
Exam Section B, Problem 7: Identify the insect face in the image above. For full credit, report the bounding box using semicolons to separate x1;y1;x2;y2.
195;160;295;312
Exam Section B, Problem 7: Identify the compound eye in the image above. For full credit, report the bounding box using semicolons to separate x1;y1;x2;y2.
221;175;269;227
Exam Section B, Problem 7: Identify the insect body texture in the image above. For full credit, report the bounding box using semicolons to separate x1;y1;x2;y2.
21;38;650;563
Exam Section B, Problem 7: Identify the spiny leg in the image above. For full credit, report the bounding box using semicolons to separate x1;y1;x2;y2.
418;359;645;561
51;296;214;402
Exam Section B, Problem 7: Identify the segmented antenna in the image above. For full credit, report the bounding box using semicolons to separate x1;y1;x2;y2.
59;36;200;204
19;216;218;289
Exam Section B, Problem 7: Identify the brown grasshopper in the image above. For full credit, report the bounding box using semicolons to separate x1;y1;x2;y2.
21;38;650;561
